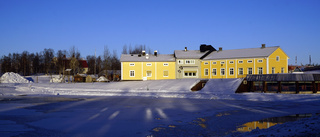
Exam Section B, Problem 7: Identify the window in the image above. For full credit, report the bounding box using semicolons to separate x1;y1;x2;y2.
204;69;209;76
272;67;275;74
230;68;234;75
239;68;243;75
178;60;183;64
221;68;225;75
221;61;225;64
276;56;280;61
163;70;168;77
258;67;263;74
247;60;253;63
185;60;195;64
248;68;253;74
229;61;234;64
258;60;263;63
212;62;217;65
204;62;209;65
212;69;217;76
130;70;135;77
129;63;135;66
281;67;285;73
238;60;243;63
163;63;169;66
146;71;152;77
146;63;152;66
184;71;197;77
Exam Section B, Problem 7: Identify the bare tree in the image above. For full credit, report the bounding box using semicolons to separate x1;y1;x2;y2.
42;48;54;74
69;56;79;77
122;45;128;54
103;46;111;71
69;46;81;59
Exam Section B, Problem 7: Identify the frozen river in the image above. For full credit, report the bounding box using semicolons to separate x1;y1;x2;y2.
1;95;320;137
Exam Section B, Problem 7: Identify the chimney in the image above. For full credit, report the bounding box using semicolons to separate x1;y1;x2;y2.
261;44;266;48
154;50;158;56
142;50;146;56
219;47;223;51
146;54;149;59
184;47;187;51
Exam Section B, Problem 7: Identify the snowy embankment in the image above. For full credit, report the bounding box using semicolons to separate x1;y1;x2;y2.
1;77;318;102
0;72;32;83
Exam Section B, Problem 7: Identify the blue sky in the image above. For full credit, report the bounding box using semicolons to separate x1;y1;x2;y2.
0;0;319;65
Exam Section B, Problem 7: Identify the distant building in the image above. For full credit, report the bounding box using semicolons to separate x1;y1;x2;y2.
120;50;176;80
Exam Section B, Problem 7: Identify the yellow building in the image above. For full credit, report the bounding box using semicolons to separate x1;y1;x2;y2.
201;44;289;79
120;51;176;80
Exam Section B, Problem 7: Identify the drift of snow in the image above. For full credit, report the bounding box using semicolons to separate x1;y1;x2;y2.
96;76;109;82
0;72;32;83
50;75;64;83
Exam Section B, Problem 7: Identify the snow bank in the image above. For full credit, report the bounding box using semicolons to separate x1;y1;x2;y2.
0;72;32;83
200;78;242;94
50;75;64;83
96;76;109;82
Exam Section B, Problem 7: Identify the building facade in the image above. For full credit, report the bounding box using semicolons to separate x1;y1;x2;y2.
201;45;289;79
120;44;289;80
120;51;176;80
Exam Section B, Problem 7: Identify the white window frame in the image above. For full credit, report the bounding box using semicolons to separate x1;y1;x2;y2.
163;63;169;66
238;68;243;75
221;61;225;64
238;60;243;63
258;60;263;63
129;63;135;66
178;60;183;64
281;67;285;73
146;63;152;66
276;56;280;62
204;68;209;76
146;70;152;77
229;61;234;64
229;68;234;75
204;62;209;65
272;67;275;74
129;70;135;77
221;68;225;76
212;68;217;76
163;70;169;77
185;60;195;64
258;67;263;74
212;62;217;65
247;60;253;63
184;71;197;77
248;68;253;75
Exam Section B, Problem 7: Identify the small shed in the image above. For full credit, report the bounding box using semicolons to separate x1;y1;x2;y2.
74;74;86;82
86;75;98;83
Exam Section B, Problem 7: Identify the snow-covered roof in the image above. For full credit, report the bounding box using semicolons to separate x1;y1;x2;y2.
203;46;280;60
174;50;209;59
120;54;175;62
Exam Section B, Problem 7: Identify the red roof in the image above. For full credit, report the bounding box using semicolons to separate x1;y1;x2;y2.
79;60;88;68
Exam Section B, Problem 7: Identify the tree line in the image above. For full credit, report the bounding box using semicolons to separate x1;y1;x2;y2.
0;45;153;76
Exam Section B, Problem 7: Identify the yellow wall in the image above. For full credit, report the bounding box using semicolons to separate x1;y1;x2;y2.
268;48;289;74
122;62;176;80
201;47;289;79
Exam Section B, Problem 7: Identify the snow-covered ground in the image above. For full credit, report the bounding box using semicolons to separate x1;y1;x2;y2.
1;73;320;136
